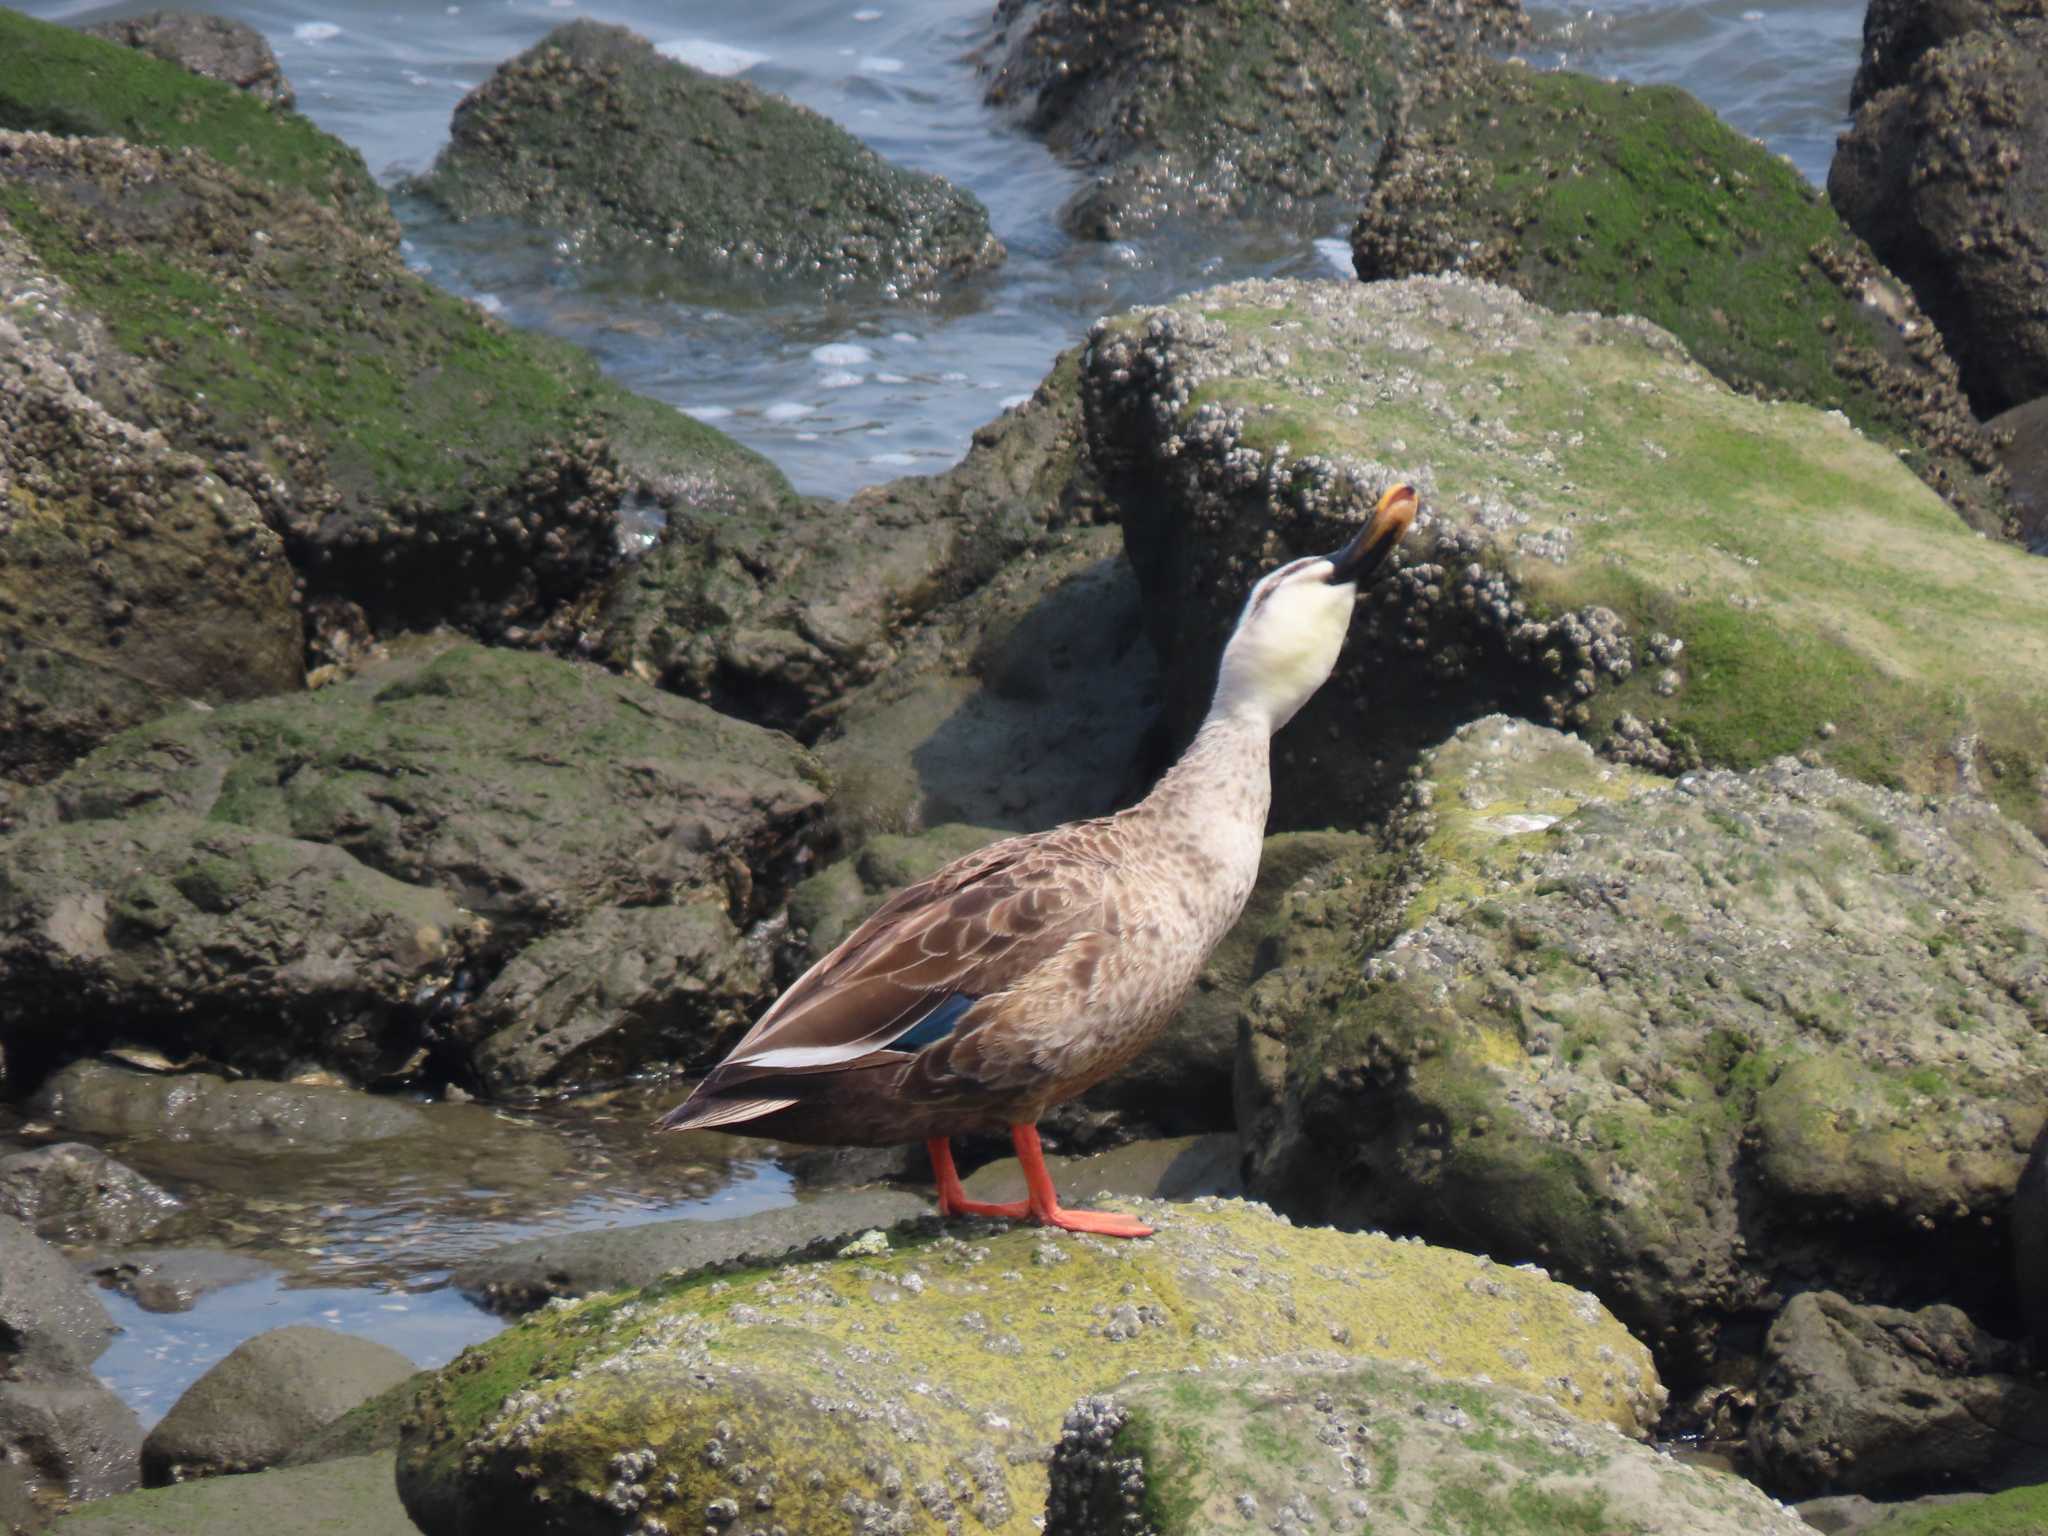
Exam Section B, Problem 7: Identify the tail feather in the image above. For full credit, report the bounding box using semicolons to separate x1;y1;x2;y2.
653;1092;797;1134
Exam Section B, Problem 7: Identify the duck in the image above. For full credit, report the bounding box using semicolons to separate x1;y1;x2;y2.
655;482;1420;1237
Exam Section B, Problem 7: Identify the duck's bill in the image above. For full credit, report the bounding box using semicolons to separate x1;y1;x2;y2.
1327;483;1419;586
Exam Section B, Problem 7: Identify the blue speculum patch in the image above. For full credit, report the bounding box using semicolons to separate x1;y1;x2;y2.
890;993;977;1052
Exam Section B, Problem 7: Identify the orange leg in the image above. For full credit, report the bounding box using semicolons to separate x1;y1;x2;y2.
1010;1124;1153;1238
928;1136;1028;1221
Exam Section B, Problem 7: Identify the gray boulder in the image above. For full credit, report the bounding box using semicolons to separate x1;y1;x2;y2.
89;1250;276;1316
0;1377;142;1507
1747;1291;2046;1496
31;1064;436;1148
1236;718;2048;1375
0;1144;182;1246
83;12;294;107
420;22;1001;294
140;1326;416;1485
1831;21;2048;416
0;1216;115;1378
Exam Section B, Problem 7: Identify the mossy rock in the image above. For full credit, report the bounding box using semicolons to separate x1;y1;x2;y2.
1044;1357;1811;1536
83;11;297;112
0;639;823;1085
0;127;785;637
1085;274;2048;839
1349;61;2009;536
978;0;1433;240
0;212;301;786
48;1452;419;1536
0;9;382;231
582;355;1086;735
1238;717;2048;1379
394;1199;1662;1536
1863;1482;2048;1536
418;21;1001;295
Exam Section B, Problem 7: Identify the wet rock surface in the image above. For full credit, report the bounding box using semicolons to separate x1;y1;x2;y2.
1830;19;2048;418
1746;1291;2046;1498
451;1187;932;1315
0;1215;117;1379
140;1325;416;1485
398;1199;1662;1536
419;21;1002;295
0;639;824;1087
977;0;1446;240
1087;275;2048;837
1349;60;2008;536
0;1144;181;1246
81;12;295;108
1046;1357;1811;1536
1236;717;2048;1379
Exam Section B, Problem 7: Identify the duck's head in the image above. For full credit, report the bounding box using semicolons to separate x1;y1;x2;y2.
1213;482;1418;733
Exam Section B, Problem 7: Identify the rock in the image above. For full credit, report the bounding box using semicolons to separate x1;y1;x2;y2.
583;350;1091;736
0;10;381;230
1045;1357;1811;1536
1746;1291;2045;1498
1086;275;2048;838
1236;717;2048;1379
0;1144;181;1246
816;522;1159;840
419;21;1001;294
47;1452;418;1536
1986;396;2048;550
1861;1483;2048;1534
88;1250;276;1315
82;12;295;108
29;1064;440;1148
0;112;785;640
0;214;302;786
0;1215;116;1378
279;1375;428;1469
1830;22;2048;418
463;899;766;1097
450;1188;933;1314
398;1199;1662;1536
2017;1119;2048;1362
0;1377;143;1507
141;1326;417;1485
1349;61;2008;537
0;639;823;1086
960;1133;1243;1206
1849;0;2048;108
977;0;1442;240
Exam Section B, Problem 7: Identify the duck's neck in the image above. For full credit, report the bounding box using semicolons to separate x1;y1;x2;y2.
1136;703;1273;835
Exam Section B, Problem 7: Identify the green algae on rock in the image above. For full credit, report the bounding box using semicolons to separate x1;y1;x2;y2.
1831;20;2048;419
1045;1357;1812;1536
0;209;301;786
1085;274;2048;838
1862;1481;2048;1536
0;8;383;234
978;0;1427;240
419;21;1002;296
1236;717;2048;1378
0;128;785;640
48;1452;420;1536
395;1199;1662;1536
1348;62;2009;536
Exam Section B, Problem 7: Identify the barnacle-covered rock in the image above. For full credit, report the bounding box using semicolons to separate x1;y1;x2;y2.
419;21;1002;296
1085;274;2048;839
1348;62;2008;536
1045;1356;1811;1536
1236;716;2048;1379
396;1199;1662;1536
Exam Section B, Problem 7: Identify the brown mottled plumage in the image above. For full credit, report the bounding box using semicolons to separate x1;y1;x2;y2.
657;484;1419;1235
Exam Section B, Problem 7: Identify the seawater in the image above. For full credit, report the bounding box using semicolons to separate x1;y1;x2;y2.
27;0;1865;498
